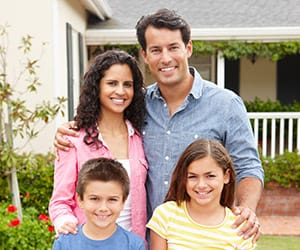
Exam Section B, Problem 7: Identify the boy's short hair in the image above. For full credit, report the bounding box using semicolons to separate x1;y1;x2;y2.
76;157;130;201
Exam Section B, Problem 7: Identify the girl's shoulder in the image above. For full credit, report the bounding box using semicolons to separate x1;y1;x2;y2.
160;200;178;208
224;207;251;231
225;207;238;220
155;201;183;214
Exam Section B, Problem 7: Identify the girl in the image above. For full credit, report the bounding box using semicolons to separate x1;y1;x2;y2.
147;139;255;249
49;50;148;241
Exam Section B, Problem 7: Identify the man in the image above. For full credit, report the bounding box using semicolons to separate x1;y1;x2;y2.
54;8;264;242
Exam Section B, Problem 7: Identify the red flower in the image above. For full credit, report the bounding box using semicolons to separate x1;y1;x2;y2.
38;214;50;222
7;205;17;213
20;192;30;199
25;192;30;198
48;225;55;232
8;218;21;227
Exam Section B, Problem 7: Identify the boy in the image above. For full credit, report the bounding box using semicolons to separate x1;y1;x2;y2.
52;157;146;250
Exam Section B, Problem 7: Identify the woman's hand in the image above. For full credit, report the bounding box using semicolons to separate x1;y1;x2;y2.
55;221;78;238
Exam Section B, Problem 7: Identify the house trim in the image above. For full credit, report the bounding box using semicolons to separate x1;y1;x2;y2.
80;0;112;20
86;26;300;45
66;23;84;120
66;23;74;119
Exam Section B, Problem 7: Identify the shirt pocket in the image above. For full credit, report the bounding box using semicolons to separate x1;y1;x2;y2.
135;158;148;184
172;130;221;154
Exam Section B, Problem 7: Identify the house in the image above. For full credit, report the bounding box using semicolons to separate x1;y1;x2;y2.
85;0;300;106
1;0;300;154
0;0;110;153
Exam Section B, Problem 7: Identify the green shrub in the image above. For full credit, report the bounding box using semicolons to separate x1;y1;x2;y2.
0;203;55;249
245;97;300;112
0;152;55;249
261;150;300;188
0;152;54;213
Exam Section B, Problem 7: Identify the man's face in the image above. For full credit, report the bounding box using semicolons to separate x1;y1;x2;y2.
141;26;192;88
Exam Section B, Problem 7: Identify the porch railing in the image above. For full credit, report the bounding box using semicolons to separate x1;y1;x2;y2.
248;112;300;158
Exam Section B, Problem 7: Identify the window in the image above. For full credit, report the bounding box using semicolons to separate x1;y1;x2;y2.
66;23;84;120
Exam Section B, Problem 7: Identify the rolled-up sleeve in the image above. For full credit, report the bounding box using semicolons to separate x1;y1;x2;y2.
224;96;264;185
49;146;79;231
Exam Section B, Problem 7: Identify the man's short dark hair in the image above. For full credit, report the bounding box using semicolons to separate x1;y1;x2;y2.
135;8;191;51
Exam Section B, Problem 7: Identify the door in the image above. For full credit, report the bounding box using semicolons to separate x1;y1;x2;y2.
277;54;300;105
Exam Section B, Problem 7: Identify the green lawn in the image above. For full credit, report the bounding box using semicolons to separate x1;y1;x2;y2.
256;235;300;250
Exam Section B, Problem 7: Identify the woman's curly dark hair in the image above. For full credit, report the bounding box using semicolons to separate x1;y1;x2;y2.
74;50;146;147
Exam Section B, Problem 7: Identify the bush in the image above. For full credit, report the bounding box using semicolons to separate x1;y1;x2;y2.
245;97;300;112
0;152;54;213
0;203;55;249
0;152;55;249
262;150;300;188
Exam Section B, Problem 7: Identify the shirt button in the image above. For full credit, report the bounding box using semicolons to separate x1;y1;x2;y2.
142;131;146;135
194;134;199;139
166;130;171;135
164;181;169;185
164;103;167;107
165;156;169;160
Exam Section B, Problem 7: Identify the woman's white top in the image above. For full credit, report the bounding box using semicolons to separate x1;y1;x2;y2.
116;159;132;231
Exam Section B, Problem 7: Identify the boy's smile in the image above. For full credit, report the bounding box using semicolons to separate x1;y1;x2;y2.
77;180;125;240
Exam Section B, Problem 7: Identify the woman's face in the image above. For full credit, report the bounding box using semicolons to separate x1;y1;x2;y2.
99;64;134;116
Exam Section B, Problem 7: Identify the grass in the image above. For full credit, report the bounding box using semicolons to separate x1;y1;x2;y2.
256;235;300;250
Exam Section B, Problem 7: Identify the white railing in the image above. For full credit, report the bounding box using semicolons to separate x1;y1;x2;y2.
248;112;300;158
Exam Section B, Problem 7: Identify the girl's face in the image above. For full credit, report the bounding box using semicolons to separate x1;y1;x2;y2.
186;156;230;208
99;64;134;116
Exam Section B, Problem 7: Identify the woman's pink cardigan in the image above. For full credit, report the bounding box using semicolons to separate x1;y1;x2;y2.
49;121;148;240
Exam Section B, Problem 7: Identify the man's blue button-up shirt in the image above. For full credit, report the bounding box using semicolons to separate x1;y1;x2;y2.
142;67;264;217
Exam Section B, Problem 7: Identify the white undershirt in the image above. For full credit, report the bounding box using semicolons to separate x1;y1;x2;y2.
116;159;132;231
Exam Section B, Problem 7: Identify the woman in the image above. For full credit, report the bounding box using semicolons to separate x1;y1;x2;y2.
49;50;147;240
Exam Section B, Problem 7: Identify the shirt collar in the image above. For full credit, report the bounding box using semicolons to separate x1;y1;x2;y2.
98;119;136;142
146;67;204;100
125;119;136;136
188;67;203;99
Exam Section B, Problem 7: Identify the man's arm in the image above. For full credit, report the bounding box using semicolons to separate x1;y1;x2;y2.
236;177;263;212
54;121;78;151
224;95;264;243
232;177;263;243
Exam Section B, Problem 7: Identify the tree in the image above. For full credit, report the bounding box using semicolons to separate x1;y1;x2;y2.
0;24;66;219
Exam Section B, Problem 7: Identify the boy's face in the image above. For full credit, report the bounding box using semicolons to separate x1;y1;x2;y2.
77;180;125;233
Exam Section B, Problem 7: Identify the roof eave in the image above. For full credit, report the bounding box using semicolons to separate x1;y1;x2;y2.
80;0;112;20
86;26;300;45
